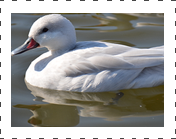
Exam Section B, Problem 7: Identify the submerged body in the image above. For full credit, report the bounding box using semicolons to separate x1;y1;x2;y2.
12;14;164;92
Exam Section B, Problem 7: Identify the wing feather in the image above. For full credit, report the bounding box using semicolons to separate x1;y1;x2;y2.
63;42;163;77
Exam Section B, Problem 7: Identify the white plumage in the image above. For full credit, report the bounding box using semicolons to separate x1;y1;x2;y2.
12;14;164;92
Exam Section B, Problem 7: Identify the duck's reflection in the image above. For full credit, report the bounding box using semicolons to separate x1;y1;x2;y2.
14;82;164;127
14;104;79;127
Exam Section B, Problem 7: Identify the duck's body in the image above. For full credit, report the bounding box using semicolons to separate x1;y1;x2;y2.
26;41;163;92
12;14;164;92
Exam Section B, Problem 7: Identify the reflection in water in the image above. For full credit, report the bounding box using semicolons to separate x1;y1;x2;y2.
14;104;79;127
76;13;138;32
13;82;163;127
76;13;164;32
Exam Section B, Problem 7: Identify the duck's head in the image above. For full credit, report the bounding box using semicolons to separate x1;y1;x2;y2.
11;14;76;56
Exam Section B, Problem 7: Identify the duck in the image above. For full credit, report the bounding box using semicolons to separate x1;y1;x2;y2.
11;14;164;92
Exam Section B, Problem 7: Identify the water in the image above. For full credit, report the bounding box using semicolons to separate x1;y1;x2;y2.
11;13;164;127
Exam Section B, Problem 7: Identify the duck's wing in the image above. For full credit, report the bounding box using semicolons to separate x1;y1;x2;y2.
64;42;164;77
116;47;164;68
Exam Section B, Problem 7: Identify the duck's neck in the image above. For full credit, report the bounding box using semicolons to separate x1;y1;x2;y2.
49;44;76;57
49;49;65;57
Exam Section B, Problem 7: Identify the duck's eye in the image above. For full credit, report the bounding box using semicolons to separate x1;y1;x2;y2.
42;28;48;33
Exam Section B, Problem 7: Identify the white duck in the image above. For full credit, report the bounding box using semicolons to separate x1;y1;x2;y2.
11;14;164;92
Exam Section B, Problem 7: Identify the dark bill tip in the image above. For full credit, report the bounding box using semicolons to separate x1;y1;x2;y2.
11;37;40;56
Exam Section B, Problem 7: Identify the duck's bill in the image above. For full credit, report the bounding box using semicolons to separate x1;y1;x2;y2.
11;37;40;56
